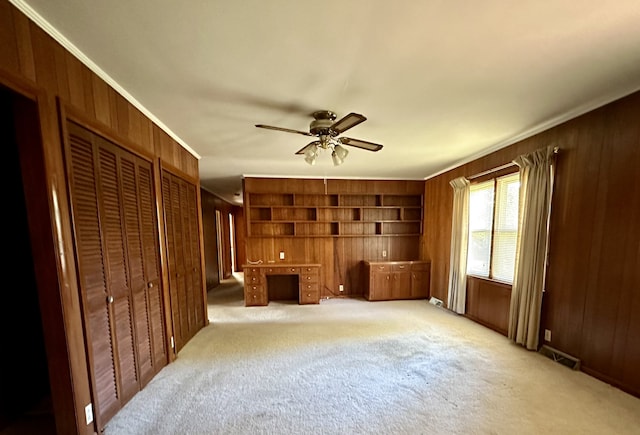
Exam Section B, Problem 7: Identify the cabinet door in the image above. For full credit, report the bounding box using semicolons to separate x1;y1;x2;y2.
411;270;429;299
391;271;411;299
371;271;391;300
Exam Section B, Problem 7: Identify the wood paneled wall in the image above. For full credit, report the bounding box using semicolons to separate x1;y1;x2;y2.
0;1;201;432
243;178;424;298
423;91;640;397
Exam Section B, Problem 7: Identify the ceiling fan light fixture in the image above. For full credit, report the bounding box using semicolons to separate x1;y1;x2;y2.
304;144;319;165
332;144;348;166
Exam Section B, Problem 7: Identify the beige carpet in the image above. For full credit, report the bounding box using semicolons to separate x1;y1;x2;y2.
104;274;640;434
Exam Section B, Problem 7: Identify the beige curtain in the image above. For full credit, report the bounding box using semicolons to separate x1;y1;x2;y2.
508;146;556;350
447;177;470;314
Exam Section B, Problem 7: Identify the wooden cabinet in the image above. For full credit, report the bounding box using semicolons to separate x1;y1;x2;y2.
65;122;167;429
364;261;431;301
243;264;321;306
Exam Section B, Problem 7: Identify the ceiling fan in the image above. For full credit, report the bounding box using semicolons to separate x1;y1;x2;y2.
255;110;383;166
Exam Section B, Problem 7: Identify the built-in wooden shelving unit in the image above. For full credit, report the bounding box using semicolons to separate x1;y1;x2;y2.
246;191;423;237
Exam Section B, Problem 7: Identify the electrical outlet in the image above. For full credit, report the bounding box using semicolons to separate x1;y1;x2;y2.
279;251;285;260
339;284;344;292
544;329;552;342
85;403;93;425
382;250;387;258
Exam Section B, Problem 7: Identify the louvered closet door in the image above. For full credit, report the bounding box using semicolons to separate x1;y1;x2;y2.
162;170;205;352
137;161;167;371
67;125;121;427
96;143;139;404
115;140;167;384
186;184;205;330
66;122;167;429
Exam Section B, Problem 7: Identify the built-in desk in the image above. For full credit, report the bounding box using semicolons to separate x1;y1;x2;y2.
243;263;322;306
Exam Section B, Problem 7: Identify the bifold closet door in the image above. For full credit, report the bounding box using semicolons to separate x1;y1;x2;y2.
65;122;166;429
162;170;205;352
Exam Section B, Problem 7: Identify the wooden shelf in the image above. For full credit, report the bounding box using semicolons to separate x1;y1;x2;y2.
246;191;423;238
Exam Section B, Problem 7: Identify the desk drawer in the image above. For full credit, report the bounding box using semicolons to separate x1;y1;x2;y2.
300;289;320;304
300;283;319;292
300;273;319;284
266;267;299;274
245;274;263;284
245;285;267;306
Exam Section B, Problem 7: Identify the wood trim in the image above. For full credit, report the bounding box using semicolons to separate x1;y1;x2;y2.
0;71;92;434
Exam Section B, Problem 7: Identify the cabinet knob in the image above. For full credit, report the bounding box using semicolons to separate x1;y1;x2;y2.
307;276;311;280
307;293;311;297
148;282;153;288
107;295;114;304
386;276;390;280
252;286;257;290
290;268;295;272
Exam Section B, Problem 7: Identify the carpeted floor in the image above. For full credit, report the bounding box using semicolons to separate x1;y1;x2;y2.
104;274;640;434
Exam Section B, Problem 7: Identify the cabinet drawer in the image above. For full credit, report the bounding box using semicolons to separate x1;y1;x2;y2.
245;283;265;293
267;267;299;274
245;294;266;306
299;290;320;304
246;274;263;284
300;274;319;283
245;286;267;306
300;283;319;292
411;262;430;271
392;263;410;272
302;266;319;274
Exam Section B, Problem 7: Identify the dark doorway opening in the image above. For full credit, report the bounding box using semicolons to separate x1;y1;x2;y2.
0;86;55;434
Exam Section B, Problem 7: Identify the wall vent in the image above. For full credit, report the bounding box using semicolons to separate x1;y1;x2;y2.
539;345;581;370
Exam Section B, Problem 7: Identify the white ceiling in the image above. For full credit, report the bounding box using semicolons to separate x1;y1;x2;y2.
16;0;640;204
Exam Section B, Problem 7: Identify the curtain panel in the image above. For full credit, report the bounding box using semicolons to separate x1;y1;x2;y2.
508;145;557;350
447;177;470;314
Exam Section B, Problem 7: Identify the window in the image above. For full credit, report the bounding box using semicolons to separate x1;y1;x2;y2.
467;172;520;283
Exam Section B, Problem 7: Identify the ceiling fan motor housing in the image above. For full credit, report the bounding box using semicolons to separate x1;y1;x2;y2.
310;110;337;136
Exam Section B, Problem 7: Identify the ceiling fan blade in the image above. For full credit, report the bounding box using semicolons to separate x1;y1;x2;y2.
295;141;320;155
340;137;383;152
255;124;314;136
330;112;366;135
